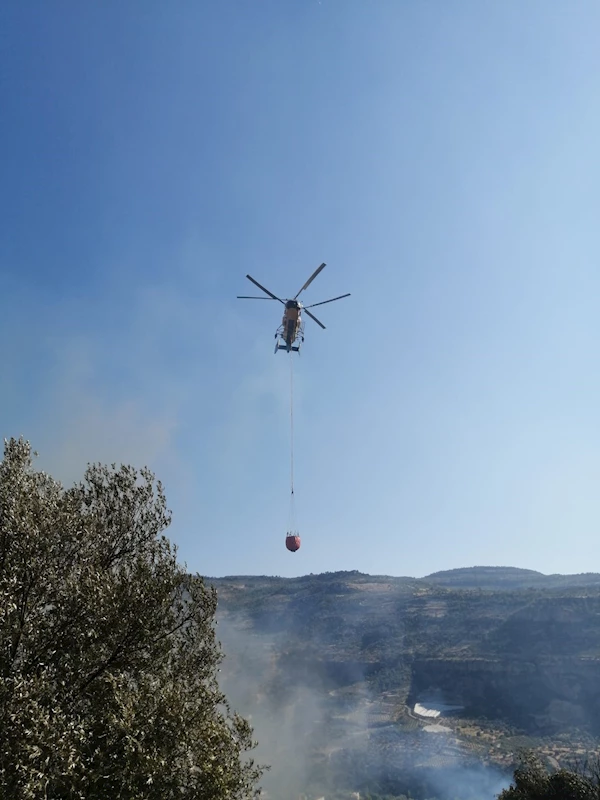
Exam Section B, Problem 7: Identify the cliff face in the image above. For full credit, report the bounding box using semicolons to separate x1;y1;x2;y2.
406;592;600;733
209;570;600;736
208;570;600;798
409;656;600;734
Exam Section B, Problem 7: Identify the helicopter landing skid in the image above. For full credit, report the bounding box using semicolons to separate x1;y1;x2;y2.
276;344;300;353
274;327;303;354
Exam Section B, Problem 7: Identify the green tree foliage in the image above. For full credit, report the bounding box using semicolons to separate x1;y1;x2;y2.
0;438;266;799
499;753;600;800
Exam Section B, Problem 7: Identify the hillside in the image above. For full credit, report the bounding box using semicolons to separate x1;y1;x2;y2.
207;568;600;800
422;566;600;590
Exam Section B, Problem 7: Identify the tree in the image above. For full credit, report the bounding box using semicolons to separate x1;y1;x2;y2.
0;437;267;799
498;752;600;800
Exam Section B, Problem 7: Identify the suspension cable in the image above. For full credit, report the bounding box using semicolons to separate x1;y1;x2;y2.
290;352;294;499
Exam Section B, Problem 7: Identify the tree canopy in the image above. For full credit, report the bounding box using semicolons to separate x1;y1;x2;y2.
498;753;600;800
0;437;266;799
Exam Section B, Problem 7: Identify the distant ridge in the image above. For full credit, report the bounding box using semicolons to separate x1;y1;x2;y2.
205;566;600;592
421;565;600;590
426;566;543;577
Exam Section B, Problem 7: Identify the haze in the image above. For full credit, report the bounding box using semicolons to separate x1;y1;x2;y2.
2;1;599;578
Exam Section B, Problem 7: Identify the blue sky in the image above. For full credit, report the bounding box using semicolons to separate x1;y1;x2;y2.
2;1;600;579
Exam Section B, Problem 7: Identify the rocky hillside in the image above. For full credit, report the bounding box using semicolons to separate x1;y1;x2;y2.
206;568;600;799
422;566;600;590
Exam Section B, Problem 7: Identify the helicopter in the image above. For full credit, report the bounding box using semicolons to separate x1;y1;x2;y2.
237;262;350;353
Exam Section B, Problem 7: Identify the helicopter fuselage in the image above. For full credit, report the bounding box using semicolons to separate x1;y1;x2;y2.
276;300;304;353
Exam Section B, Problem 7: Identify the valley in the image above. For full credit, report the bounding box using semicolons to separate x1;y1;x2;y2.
208;568;600;799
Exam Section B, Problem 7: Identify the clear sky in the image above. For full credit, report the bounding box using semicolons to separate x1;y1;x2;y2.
2;1;600;579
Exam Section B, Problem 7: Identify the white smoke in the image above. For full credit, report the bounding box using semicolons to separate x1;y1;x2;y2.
213;602;512;800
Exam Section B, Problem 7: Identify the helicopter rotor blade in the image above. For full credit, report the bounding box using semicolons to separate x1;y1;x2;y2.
237;296;279;300
245;275;285;304
294;262;326;300
304;293;351;309
303;308;326;329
